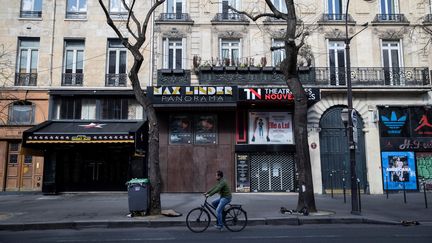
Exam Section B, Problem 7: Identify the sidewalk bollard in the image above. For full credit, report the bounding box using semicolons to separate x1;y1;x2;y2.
423;180;428;209
403;182;407;204
343;177;346;204
386;174;389;199
357;178;361;213
330;172;334;198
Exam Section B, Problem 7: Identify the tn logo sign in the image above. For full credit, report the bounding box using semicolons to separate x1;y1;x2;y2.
244;88;262;100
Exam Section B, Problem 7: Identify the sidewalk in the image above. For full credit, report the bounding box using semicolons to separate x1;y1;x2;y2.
0;192;431;231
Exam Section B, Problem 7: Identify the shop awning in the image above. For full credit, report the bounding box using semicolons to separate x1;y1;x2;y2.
22;120;147;145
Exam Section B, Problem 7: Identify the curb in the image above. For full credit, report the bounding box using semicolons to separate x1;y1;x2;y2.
0;217;402;231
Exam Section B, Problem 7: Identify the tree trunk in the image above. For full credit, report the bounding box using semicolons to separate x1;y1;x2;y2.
281;41;317;213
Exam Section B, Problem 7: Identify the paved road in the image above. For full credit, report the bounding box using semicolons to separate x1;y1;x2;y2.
1;225;431;243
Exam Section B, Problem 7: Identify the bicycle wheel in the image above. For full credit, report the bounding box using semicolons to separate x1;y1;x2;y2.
223;207;248;232
186;207;211;233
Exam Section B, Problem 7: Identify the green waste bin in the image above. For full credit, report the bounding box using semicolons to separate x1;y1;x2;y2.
126;178;149;213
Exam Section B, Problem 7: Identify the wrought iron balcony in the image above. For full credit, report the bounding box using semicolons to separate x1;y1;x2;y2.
109;11;128;19
20;11;42;18
211;13;249;23
157;69;191;86
372;14;409;23
105;73;127;87
197;66;430;87
15;73;37;86
66;11;87;19
62;73;83;86
156;13;192;22
319;13;355;23
424;14;432;23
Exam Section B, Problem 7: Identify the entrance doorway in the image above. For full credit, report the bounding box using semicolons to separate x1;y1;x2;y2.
56;145;129;191
250;153;295;192
319;106;368;193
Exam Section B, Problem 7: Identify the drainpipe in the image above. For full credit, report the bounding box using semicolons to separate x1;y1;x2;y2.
49;0;57;86
149;0;156;87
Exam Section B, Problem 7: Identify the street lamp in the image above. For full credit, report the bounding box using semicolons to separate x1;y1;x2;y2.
344;0;368;215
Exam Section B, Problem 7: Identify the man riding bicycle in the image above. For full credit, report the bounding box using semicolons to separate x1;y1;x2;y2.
204;170;232;230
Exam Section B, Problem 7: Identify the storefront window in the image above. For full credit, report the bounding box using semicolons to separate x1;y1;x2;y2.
169;114;217;144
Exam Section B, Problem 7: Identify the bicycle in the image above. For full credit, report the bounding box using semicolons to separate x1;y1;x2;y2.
186;196;248;233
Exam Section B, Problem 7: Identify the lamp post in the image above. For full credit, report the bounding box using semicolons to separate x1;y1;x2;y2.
344;0;368;215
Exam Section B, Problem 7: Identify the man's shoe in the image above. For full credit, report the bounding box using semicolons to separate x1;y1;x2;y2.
213;225;223;231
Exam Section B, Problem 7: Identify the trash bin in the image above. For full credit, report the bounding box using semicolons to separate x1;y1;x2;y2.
126;178;149;214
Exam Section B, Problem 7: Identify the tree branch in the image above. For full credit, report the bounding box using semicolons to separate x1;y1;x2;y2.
122;0;141;41
227;6;278;21
141;0;165;42
98;0;132;49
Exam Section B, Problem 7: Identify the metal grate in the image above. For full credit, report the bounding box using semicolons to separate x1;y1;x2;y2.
250;153;295;192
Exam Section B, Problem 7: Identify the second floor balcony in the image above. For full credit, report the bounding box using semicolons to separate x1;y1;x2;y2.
105;73;127;87
66;11;87;19
15;73;37;86
156;13;193;23
319;14;355;24
20;10;42;18
211;13;249;24
62;73;83;86
372;14;409;24
157;69;191;86
196;66;430;88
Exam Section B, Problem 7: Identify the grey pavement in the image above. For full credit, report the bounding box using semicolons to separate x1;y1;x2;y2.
0;192;431;231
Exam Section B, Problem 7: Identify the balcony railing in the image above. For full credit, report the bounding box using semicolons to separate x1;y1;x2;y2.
197;66;430;87
20;10;42;18
320;13;355;22
66;11;87;19
62;73;83;86
109;11;128;19
373;14;409;23
424;14;432;23
157;69;191;86
212;13;249;23
105;73;127;87
156;13;192;22
15;73;37;86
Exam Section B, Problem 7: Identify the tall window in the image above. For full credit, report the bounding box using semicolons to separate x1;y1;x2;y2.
8;101;34;125
101;98;128;120
221;0;239;19
272;39;285;67
220;39;240;66
107;39;127;86
163;38;184;69
328;41;346;85
66;0;87;19
379;0;399;20
20;0;42;18
166;0;184;19
110;0;129;17
16;38;39;86
381;40;403;85
326;0;345;20
63;40;84;86
272;0;287;13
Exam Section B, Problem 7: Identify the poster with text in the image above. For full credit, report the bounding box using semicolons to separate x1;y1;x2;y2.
248;111;293;144
381;151;418;190
169;115;192;144
195;114;217;144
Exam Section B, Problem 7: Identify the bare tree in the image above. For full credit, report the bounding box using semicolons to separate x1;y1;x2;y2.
229;0;317;212
0;44;17;125
98;0;165;215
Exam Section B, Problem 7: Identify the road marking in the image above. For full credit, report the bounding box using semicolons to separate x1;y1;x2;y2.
234;235;340;240
56;238;176;242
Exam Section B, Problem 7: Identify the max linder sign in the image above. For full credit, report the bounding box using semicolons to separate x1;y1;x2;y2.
149;86;236;104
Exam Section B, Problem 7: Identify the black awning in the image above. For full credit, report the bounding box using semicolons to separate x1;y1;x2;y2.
23;120;147;145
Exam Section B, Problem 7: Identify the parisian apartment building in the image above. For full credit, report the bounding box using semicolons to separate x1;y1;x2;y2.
0;0;431;195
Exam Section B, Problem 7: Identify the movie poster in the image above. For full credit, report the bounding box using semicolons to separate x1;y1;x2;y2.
169;115;192;144
381;151;418;190
195;114;217;144
248;111;293;144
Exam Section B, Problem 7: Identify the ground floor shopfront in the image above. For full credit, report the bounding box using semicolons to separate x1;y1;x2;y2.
22;120;147;193
148;86;319;193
